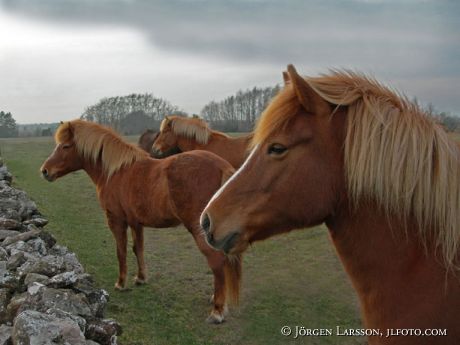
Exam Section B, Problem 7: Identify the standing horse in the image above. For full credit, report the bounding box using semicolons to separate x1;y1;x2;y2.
138;129;182;158
152;116;252;168
40;120;240;323
201;65;460;343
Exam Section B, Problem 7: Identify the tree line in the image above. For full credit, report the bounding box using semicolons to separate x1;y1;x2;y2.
1;89;460;138
200;85;281;132
80;93;186;134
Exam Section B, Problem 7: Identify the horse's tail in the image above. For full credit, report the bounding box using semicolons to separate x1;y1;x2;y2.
224;254;242;305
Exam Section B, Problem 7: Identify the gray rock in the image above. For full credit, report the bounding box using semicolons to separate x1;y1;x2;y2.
63;253;84;274
48;245;68;257
0;266;19;292
12;310;86;345
37;231;56;249
0;182;39;221
0;166;13;185
0;324;12;345
49;271;79;288
71;277;108;318
85;319;122;345
5;241;34;256
86;340;101;345
0;248;8;261
27;282;45;296
26;238;47;257
20;287;92;318
46;308;86;333
0;219;21;231
6;252;26;271
24;273;50;287
2;227;41;247
17;255;65;277
0;230;20;241
22;217;48;228
0;289;11;323
5;293;27;322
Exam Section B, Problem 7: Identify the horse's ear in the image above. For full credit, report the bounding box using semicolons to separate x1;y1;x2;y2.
282;71;290;86
287;64;329;115
67;122;75;137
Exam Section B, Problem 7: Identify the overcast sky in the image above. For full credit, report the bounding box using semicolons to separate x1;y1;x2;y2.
0;0;458;124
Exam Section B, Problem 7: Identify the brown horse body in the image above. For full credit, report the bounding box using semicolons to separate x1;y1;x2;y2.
152;116;251;168
41;120;239;323
202;66;460;342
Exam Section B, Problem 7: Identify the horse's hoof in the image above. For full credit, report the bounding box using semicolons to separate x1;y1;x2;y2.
205;311;225;324
134;276;146;285
114;282;126;291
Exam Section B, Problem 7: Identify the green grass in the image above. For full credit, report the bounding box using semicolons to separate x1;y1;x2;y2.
0;136;363;345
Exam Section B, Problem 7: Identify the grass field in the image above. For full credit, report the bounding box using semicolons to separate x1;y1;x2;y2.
0;136;363;345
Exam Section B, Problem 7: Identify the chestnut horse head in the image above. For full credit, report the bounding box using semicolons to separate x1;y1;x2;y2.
137;129;181;158
138;129;159;152
41;120;147;181
40;122;84;181
202;64;460;267
201;65;348;254
152;115;211;156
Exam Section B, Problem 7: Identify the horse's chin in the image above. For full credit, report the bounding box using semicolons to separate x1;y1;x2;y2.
42;173;57;182
207;231;247;255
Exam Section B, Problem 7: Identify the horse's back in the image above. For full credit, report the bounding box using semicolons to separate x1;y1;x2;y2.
164;151;235;223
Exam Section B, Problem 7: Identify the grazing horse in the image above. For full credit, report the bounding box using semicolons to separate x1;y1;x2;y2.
201;65;460;343
138;129;182;158
40;120;240;323
152;116;252;168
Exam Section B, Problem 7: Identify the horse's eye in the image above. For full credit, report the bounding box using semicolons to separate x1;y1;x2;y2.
267;143;287;156
62;144;72;149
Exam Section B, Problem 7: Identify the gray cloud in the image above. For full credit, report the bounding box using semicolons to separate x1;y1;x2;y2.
0;0;459;121
2;0;458;74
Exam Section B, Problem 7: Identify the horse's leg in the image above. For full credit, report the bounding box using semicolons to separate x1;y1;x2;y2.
107;217;128;290
130;225;147;285
190;230;227;324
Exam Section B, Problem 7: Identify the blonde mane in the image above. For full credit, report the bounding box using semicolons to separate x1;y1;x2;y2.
55;120;149;178
160;116;213;144
254;70;460;268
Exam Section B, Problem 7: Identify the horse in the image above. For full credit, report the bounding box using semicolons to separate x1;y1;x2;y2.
152;116;252;168
200;65;460;343
40;120;240;323
137;129;181;158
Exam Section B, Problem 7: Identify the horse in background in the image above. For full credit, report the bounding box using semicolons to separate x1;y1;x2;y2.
152;116;252;168
201;65;460;343
138;129;158;153
40;120;240;323
137;129;181;158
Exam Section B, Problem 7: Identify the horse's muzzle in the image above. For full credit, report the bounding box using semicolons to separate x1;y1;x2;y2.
41;168;55;182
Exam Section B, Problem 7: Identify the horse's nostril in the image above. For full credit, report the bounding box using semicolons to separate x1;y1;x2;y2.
41;168;48;177
201;213;211;233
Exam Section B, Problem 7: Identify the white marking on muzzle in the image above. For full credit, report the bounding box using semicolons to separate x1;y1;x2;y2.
200;145;259;225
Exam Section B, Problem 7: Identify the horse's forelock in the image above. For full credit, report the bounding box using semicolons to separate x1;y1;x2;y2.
55;121;73;144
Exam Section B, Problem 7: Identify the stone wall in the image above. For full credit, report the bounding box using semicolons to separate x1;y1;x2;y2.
0;160;122;345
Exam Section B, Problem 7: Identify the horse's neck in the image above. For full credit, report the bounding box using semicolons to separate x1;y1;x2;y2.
82;159;108;188
204;132;249;168
327;204;460;334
